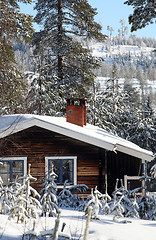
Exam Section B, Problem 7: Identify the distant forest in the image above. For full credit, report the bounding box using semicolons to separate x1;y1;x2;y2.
14;35;156;75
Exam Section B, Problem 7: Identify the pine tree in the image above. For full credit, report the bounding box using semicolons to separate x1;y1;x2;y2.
88;63;136;137
26;49;66;115
32;0;106;112
40;167;59;217
0;0;34;114
84;186;103;220
9;164;41;223
126;97;156;153
124;0;156;31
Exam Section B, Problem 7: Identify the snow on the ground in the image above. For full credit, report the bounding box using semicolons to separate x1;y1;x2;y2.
95;76;156;94
0;209;156;240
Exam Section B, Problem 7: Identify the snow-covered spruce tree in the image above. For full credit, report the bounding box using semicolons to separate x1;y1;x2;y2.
0;183;16;215
84;186;104;220
126;98;156;154
40;167;59;217
110;179;129;221
148;195;156;221
9;164;41;223
137;162;154;220
110;179;138;219
124;0;156;32
31;0;106;113
0;0;34;114
88;62;139;138
58;180;88;209
125;194;139;218
150;164;156;179
26;52;66;115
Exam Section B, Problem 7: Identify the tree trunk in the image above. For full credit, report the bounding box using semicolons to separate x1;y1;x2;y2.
58;0;63;82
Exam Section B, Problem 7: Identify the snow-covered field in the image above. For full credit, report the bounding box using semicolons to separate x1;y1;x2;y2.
0;209;156;240
96;76;156;94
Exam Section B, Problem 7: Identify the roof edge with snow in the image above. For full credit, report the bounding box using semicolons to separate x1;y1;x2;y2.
0;114;154;162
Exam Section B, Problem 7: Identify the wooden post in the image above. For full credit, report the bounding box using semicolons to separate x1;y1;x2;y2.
32;221;36;240
83;206;93;240
105;150;108;194
53;210;61;240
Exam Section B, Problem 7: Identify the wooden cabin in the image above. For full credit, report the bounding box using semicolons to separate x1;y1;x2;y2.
0;99;154;195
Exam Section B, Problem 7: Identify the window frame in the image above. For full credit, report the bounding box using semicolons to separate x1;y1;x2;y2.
45;156;77;187
0;156;27;184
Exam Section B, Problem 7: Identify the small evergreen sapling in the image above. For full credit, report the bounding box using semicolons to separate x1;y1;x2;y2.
9;164;41;223
150;164;156;179
0;176;21;215
125;194;139;218
100;182;111;215
58;180;88;209
110;179;127;220
0;184;15;214
40;166;59;217
84;186;103;220
148;195;156;221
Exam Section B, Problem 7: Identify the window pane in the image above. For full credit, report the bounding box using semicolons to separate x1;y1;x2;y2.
62;160;72;171
0;161;10;173
62;171;73;183
0;173;10;185
12;161;23;173
48;158;74;185
49;160;60;176
0;160;24;186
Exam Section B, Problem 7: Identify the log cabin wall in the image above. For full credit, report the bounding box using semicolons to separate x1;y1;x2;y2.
0;126;100;193
107;151;142;194
0;126;142;195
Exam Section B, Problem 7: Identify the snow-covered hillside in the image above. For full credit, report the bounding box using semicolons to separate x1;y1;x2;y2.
91;42;155;61
96;76;156;94
86;39;156;110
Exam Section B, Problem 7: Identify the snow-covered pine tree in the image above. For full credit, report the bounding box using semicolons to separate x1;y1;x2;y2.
88;63;135;137
148;195;156;221
126;98;156;154
150;164;156;179
57;180;73;208
84;186;103;220
124;0;156;32
125;194;139;218
58;180;88;209
0;0;34;114
0;183;15;214
31;0;106;114
110;179;134;219
40;166;59;217
9;164;41;223
26;72;66;115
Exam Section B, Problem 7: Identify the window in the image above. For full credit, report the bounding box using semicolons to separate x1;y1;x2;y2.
0;157;27;186
45;156;77;186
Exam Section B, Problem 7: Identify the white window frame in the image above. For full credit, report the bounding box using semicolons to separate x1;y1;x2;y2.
0;156;27;182
45;156;77;187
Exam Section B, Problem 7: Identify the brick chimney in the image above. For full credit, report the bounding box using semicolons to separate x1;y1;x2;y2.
66;98;87;127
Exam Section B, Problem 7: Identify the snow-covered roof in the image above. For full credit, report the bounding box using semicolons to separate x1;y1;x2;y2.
0;114;154;161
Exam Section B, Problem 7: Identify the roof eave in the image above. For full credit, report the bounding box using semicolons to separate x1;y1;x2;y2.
0;118;154;162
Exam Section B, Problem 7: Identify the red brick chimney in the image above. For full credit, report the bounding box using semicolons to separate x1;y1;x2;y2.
66;98;87;127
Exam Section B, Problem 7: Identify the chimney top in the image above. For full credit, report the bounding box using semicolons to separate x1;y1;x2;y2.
66;98;87;127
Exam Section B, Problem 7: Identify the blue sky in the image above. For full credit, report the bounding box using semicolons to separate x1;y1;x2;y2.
20;0;156;39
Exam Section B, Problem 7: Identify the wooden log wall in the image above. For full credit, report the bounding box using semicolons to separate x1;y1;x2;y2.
0;126;142;195
0;126;100;194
